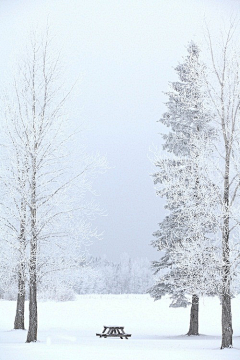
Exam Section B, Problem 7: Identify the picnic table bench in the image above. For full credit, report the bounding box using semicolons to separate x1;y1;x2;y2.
96;326;131;339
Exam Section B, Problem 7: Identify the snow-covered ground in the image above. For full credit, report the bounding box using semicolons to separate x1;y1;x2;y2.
0;294;240;360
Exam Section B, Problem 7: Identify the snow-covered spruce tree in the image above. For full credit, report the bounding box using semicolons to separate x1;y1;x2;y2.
204;23;240;349
150;146;220;334
150;42;217;336
2;30;107;343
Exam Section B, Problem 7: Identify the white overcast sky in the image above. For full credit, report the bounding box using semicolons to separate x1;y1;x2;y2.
0;0;239;261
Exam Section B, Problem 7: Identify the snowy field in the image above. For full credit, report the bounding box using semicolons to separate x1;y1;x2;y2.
0;294;240;360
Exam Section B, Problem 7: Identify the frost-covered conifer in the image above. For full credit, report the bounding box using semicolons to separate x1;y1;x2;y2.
150;42;218;335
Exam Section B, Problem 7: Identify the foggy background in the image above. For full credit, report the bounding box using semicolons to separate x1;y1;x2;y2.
0;0;239;261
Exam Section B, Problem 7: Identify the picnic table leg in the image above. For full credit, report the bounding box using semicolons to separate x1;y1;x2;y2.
102;327;108;336
112;328;117;335
108;328;114;335
121;329;129;339
117;328;123;339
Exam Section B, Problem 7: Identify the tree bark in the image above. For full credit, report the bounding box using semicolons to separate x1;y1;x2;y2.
220;156;233;349
14;199;27;330
187;294;199;336
14;270;25;330
221;292;233;348
26;150;38;343
26;271;37;342
26;209;38;342
221;230;233;348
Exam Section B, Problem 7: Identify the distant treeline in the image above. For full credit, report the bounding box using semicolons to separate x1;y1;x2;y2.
0;253;155;301
74;253;155;295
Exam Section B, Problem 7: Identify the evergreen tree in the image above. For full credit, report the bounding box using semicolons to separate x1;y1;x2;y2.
150;42;218;335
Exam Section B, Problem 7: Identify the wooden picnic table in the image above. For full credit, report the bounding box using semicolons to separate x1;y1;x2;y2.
96;325;131;339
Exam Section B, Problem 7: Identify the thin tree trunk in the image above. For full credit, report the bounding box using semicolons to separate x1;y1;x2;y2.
221;224;233;348
26;152;38;343
221;156;233;348
14;199;27;330
26;210;38;342
14;269;25;330
26;267;37;342
221;292;233;348
187;294;199;336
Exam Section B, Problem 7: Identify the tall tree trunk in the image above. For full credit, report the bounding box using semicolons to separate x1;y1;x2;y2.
220;221;233;348
187;294;199;336
14;268;25;330
26;263;37;342
14;200;26;330
26;155;38;343
26;208;38;342
221;156;233;349
221;292;232;348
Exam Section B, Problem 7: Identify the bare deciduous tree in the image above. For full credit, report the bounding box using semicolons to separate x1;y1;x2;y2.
1;29;107;343
204;22;240;349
